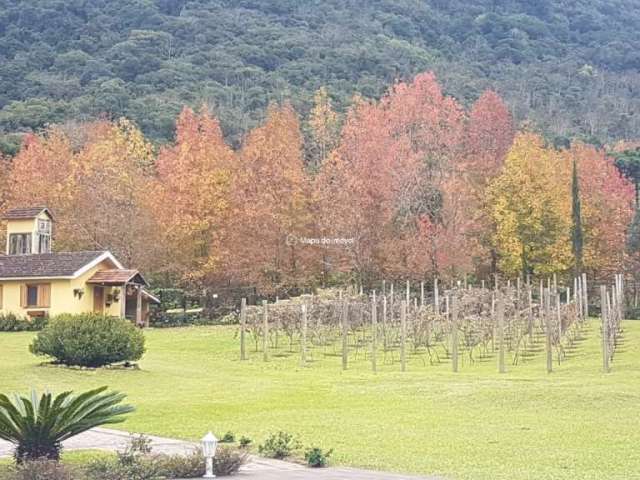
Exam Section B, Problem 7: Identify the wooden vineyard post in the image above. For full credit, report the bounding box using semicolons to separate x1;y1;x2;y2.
497;291;506;373
382;294;388;350
577;276;583;322
451;296;459;373
400;300;407;372
240;298;247;361
527;285;534;342
434;278;439;314
371;292;377;373
445;295;450;323
582;272;588;318
301;303;308;367
539;279;544;328
420;281;424;308
262;300;269;362
601;285;610;373
545;289;552;373
406;280;410;305
341;301;349;371
556;291;562;339
616;273;624;320
274;297;279;349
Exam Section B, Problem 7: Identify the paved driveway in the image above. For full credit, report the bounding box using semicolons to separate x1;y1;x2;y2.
0;428;438;480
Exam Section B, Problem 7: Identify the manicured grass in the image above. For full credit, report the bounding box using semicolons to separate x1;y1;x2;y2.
1;321;638;480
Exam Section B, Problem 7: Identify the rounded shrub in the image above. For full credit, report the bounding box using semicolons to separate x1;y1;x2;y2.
30;314;145;367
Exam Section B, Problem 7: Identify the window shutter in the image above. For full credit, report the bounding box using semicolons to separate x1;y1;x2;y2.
0;285;3;309
38;284;51;308
20;285;27;308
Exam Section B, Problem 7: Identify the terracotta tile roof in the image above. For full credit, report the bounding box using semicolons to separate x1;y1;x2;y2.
3;207;54;220
87;269;147;285
0;251;106;279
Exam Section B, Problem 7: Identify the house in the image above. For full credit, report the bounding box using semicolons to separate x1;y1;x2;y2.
0;207;159;325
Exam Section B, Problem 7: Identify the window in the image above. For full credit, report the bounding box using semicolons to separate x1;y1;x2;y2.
37;234;51;254
9;234;31;255
37;219;51;234
20;284;50;309
36;220;51;254
27;286;38;307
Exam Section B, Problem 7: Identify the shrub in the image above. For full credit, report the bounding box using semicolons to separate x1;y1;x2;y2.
220;431;235;443
156;446;248;477
304;447;333;468
84;435;161;480
258;431;300;459
6;460;76;480
85;435;248;480
239;436;252;449
0;387;133;463
211;447;248;476
0;314;47;332
30;314;145;367
156;450;204;478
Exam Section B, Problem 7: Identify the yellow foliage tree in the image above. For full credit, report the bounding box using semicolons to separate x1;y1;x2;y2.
487;133;572;277
308;87;340;169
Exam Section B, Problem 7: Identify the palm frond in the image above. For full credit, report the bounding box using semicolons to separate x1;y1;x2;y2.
0;387;134;463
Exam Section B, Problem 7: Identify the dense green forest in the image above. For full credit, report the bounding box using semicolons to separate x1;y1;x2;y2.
1;0;640;154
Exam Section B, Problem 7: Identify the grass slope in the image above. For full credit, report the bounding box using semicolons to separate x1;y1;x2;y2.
0;321;638;480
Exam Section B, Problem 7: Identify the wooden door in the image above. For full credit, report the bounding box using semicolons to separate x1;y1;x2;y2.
93;286;104;313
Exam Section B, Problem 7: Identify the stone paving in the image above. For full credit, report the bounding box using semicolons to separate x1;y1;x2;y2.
0;428;438;480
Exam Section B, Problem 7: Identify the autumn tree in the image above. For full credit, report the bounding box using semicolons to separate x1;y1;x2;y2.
464;90;515;274
568;143;634;276
487;133;572;277
153;107;234;286
72;118;157;270
307;87;340;170
8;128;77;247
231;103;312;291
381;72;467;279
315;73;469;284
8;120;158;271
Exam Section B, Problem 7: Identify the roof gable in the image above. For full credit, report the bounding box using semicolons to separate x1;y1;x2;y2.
86;269;148;286
0;251;123;280
3;207;54;221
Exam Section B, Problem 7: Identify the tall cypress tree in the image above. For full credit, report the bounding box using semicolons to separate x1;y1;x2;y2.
571;157;584;275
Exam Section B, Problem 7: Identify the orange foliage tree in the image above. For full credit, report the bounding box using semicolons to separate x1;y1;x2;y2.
463;90;515;275
8;120;157;271
153;107;234;286
569;143;635;276
229;103;313;292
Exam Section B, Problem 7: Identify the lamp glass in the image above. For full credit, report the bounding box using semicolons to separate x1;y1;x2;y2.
201;432;218;457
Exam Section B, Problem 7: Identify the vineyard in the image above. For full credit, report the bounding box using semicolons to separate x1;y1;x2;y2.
238;276;625;374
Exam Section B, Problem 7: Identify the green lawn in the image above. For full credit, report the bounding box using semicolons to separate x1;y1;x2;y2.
1;321;638;480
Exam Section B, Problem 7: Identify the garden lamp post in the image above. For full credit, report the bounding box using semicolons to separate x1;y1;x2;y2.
202;431;218;478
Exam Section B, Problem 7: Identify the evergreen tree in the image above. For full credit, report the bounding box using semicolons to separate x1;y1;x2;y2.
628;206;640;255
571;156;584;275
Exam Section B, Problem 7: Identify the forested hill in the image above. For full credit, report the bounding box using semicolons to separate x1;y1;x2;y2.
1;0;640;153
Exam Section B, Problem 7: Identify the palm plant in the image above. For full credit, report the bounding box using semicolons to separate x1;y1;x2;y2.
0;386;134;463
